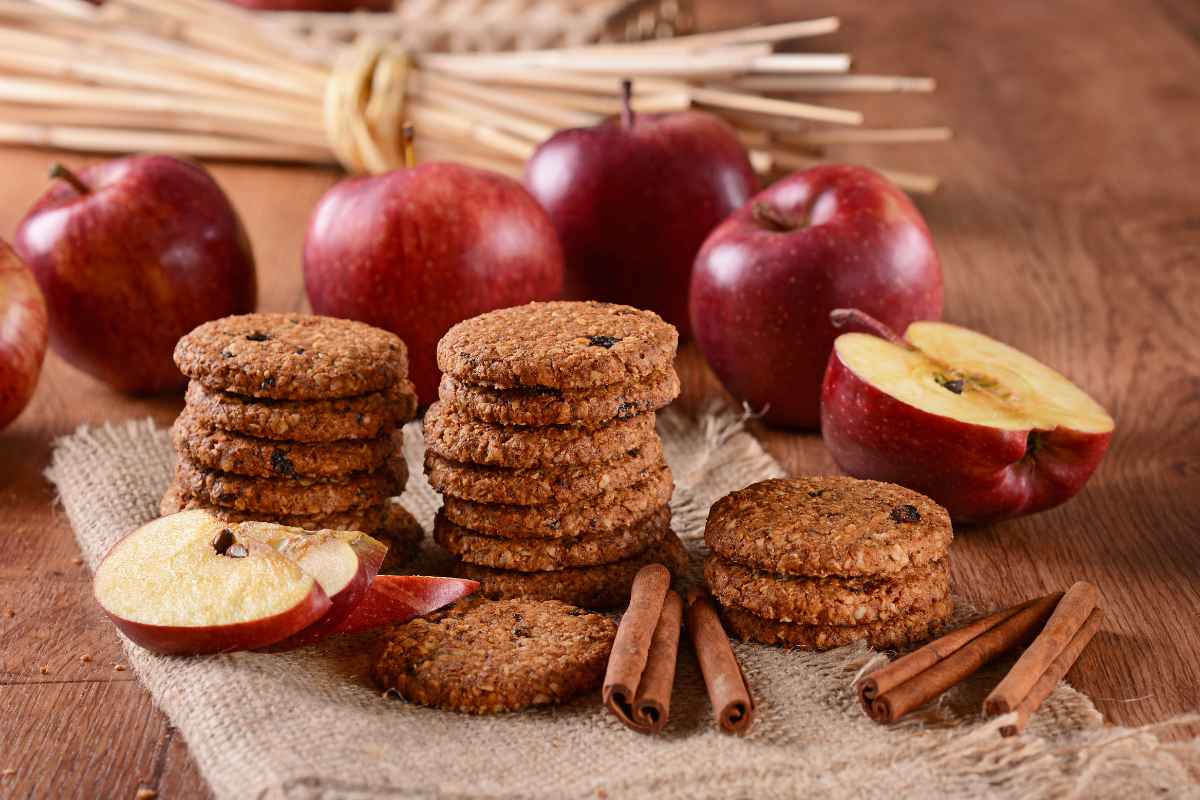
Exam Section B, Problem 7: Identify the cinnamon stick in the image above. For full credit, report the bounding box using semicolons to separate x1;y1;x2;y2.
603;564;670;733
631;590;683;734
685;589;755;734
859;593;1061;723
1000;607;1103;737
985;581;1100;717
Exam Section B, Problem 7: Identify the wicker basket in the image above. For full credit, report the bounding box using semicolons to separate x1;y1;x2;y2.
257;0;694;65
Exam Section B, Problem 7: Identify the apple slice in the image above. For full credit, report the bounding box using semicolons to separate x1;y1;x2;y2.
94;510;331;655
821;310;1114;524
332;575;479;635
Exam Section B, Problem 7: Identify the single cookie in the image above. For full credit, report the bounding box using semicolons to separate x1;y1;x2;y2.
172;406;397;479
434;504;670;571
441;466;673;538
185;379;415;442
437;301;678;390
174;454;406;516
175;313;408;400
377;501;423;573
438;370;679;427
162;482;394;534
424;402;657;469
457;528;688;610
424;440;664;506
705;556;951;626
371;597;616;713
704;477;952;578
721;596;954;651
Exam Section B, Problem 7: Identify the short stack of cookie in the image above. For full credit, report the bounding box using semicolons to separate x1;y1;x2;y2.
704;477;954;650
424;301;687;609
162;313;423;570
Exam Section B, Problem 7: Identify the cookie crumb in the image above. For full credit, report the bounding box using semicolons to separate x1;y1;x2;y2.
80;654;92;663
114;664;126;672
135;787;158;799
39;665;49;675
2;768;15;778
3;609;14;618
71;557;83;566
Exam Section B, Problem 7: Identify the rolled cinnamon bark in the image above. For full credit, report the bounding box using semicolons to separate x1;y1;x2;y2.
603;564;670;733
860;593;1061;724
685;589;755;735
985;581;1100;717
631;590;683;734
1000;607;1103;737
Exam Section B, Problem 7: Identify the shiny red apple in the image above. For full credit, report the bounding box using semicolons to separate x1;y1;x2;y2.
15;157;257;395
332;574;479;635
303;151;563;403
0;240;48;430
821;309;1115;524
525;80;756;337
689;164;943;428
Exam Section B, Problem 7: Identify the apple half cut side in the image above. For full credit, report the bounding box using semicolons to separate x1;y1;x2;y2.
94;511;331;655
332;574;480;635
821;311;1114;524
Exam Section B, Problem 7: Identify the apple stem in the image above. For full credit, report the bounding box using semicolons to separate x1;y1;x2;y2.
829;309;912;348
752;202;798;232
620;78;635;129
49;163;90;196
402;122;415;169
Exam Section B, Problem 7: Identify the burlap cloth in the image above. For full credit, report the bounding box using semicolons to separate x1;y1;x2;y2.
46;406;1199;799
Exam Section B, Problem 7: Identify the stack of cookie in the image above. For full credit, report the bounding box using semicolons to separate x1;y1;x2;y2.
162;313;422;569
704;477;954;650
423;301;687;610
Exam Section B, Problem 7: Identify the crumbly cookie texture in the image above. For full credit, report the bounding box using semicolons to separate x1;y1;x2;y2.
433;504;670;572
436;301;678;390
705;556;951;626
174;453;406;516
175;313;408;400
423;402;657;469
721;596;954;651
437;369;679;427
704;477;952;577
440;466;673;538
184;380;415;442
371;597;616;714
457;528;688;610
161;482;393;533
425;440;664;506
172;405;397;479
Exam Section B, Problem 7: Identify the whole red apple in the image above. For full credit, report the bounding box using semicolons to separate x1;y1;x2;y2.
689;164;943;428
524;80;756;337
15;157;257;394
0;240;48;431
821;309;1115;524
303;159;564;403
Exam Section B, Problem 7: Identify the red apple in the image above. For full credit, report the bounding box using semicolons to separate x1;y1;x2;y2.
0;239;48;430
304;142;563;403
689;164;943;428
15;157;257;395
524;80;757;337
332;574;479;634
94;511;332;655
820;309;1115;524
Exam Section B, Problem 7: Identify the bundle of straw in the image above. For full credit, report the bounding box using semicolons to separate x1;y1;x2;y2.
0;0;949;193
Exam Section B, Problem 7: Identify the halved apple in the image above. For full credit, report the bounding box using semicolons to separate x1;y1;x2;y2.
94;510;332;655
820;310;1114;524
332;574;479;635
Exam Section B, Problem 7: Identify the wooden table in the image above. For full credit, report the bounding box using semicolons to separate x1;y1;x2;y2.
3;1;1199;796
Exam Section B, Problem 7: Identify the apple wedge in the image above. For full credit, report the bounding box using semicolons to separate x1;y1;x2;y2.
332;574;479;635
94;510;331;655
821;310;1114;524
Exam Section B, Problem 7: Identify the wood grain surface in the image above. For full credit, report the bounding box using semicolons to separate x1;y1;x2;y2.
2;1;1198;797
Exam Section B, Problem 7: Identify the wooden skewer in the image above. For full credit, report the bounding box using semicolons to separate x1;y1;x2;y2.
690;86;863;126
770;149;940;194
731;75;937;93
782;127;953;145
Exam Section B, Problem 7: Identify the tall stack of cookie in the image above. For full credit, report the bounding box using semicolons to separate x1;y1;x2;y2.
163;313;423;570
424;301;687;610
704;477;954;650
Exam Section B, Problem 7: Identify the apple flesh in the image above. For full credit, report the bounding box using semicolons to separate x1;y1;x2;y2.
0;239;48;431
94;511;331;655
690;164;943;428
333;574;479;635
820;311;1114;524
15;157;256;394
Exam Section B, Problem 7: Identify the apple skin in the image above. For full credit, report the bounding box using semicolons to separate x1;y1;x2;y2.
525;109;756;337
333;575;479;635
0;240;48;430
689;165;943;428
15;156;257;395
820;351;1114;524
304;162;564;403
